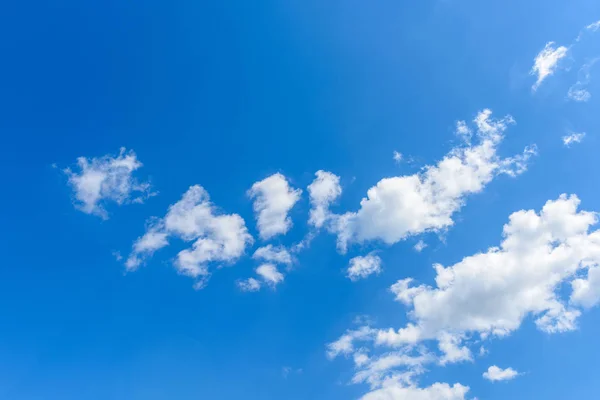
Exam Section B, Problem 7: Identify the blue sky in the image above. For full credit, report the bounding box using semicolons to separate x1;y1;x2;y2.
1;1;600;399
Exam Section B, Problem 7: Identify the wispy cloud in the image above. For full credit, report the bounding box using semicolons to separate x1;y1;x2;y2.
64;147;154;218
530;42;568;91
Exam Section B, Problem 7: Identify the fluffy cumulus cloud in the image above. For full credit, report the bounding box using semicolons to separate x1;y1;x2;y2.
347;253;383;281
483;365;519;382
562;132;586;147
530;42;568;91
126;185;253;287
328;195;600;398
331;109;535;252
248;173;302;240
253;244;293;265
64;147;154;218
361;382;469;400
307;170;342;229
256;263;284;287
237;245;292;292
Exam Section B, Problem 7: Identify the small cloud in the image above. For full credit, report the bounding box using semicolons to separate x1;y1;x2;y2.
483;365;519;382
112;251;123;261
562;132;586;147
530;42;568;91
256;263;284;288
64;147;154;219
248;173;302;240
353;314;375;326
237;277;261;292
393;151;403;163
567;58;598;102
567;87;591;102
414;240;427;252
347;253;382;281
282;366;302;379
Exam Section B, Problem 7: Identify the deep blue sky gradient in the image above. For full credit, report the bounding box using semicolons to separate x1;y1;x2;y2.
1;1;600;399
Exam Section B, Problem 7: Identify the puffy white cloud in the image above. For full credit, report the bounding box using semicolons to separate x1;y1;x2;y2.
126;185;253;286
530;42;568;91
437;332;472;365
256;263;284;287
252;244;293;265
329;195;600;396
65;147;154;218
308;170;342;229
388;194;600;341
571;266;600;308
237;277;261;292
361;382;469;400
483;365;519;382
332;110;535;252
248;173;302;240
562;132;586;147
347;253;383;281
352;350;434;388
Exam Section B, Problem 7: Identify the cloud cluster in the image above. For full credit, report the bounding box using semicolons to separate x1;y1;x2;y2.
328;194;600;397
237;245;292;291
65;147;154;218
126;185;253;287
331;109;535;252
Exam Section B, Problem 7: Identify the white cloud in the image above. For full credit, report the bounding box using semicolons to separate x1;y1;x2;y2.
352;350;434;388
530;42;568;91
567;87;591;102
578;20;600;40
567;58;598;102
571;266;600;308
253;244;293;265
327;326;376;359
332;110;535;252
308;170;342;229
562;132;586;147
237;277;261;292
437;332;472;365
587;20;600;32
248;173;302;240
414;240;427;252
347;253;383;281
361;382;469;400
393;151;403;163
65;147;154;218
483;365;519;382
328;194;600;395
386;194;600;341
256;263;284;287
126;185;253;286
